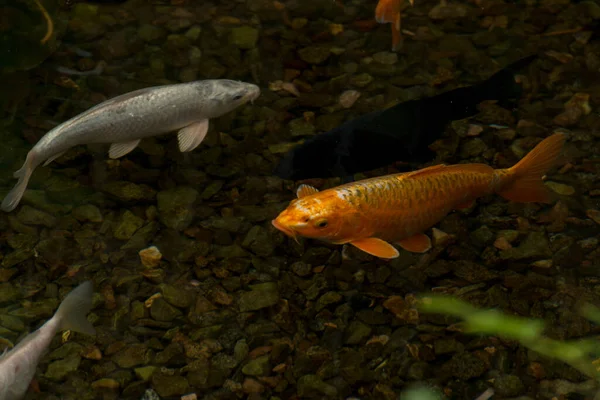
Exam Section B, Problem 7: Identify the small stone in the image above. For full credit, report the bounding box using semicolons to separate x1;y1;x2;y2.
242;225;275;257
112;344;151;368
16;206;57;228
291;262;312;277
139;246;162;268
288;118;315;137
102;181;156;202
242;378;264;394
345;320;372;344
113;210;144;240
339;90;361;108
493;374;525;397
315;291;343;311
298;46;331;64
151;297;182;322
157;187;198;231
372;51;398;65
242;354;271;376
138;24;166;43
545;181;575;196
72;204;103;223
91;378;120;390
230;26;259;49
350;73;374;87
151;373;190;398
135;366;157;382
45;354;81;381
141;389;161;400
238;282;279;312
500;232;552;261
297;374;338;397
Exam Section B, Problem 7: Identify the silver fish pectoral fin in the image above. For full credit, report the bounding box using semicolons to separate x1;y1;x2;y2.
109;139;141;159
43;150;67;166
178;119;209;153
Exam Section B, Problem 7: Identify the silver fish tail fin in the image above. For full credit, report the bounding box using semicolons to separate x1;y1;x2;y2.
55;281;96;336
1;152;36;212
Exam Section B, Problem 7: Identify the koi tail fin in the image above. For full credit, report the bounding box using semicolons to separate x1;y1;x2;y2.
55;281;96;336
1;152;37;212
375;0;397;25
496;133;567;203
375;0;405;51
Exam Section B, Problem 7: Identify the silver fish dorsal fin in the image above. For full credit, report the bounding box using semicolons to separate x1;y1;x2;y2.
296;184;319;198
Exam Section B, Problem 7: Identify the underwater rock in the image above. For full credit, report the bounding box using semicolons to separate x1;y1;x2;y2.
72;204;103;223
0;283;20;305
112;344;151;368
151;372;190;397
157;187;198;231
298;46;331;64
102;181;156;202
139;246;162;268
500;232;553;261
242;225;275;257
113;210;144;240
45;354;81;381
138;24;167;43
297;374;338;397
16;205;57;228
230;26;259;49
493;374;525;397
238;282;279;312
135;366;157;382
150;297;182;322
345;320;372;345
241;354;271;376
442;351;488;380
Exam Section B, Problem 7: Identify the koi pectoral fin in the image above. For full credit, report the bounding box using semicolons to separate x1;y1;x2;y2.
43;150;67;166
396;233;432;253
109;139;141;159
178;119;209;152
350;238;400;259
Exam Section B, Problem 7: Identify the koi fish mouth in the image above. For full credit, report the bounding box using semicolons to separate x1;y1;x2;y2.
245;86;261;104
271;219;299;243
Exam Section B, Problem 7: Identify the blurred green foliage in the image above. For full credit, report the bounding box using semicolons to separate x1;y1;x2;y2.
419;294;600;380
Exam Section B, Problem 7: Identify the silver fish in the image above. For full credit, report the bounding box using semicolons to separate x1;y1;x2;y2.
1;79;261;212
0;281;95;400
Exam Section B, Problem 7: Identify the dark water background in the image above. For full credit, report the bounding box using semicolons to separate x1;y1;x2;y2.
1;0;600;399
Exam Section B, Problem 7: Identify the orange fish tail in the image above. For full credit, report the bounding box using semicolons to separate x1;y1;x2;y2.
495;133;566;203
375;0;397;24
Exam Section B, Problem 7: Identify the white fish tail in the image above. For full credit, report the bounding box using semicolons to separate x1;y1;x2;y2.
55;281;96;336
1;152;36;212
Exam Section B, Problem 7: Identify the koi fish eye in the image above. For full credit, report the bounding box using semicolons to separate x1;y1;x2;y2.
315;219;328;229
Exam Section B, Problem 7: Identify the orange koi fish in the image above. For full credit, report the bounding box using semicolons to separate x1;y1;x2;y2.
375;0;414;51
272;133;566;259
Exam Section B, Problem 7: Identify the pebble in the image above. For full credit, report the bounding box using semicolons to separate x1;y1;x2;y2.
372;51;398;65
339;90;361;108
139;246;162;268
545;181;575;196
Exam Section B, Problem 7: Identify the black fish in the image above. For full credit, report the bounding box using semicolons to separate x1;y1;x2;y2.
274;55;537;182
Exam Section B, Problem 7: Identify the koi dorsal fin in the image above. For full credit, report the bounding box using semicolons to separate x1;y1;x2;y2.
404;163;494;180
404;164;447;179
296;184;319;198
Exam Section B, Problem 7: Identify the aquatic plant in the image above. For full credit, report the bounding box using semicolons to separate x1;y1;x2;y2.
419;295;600;381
